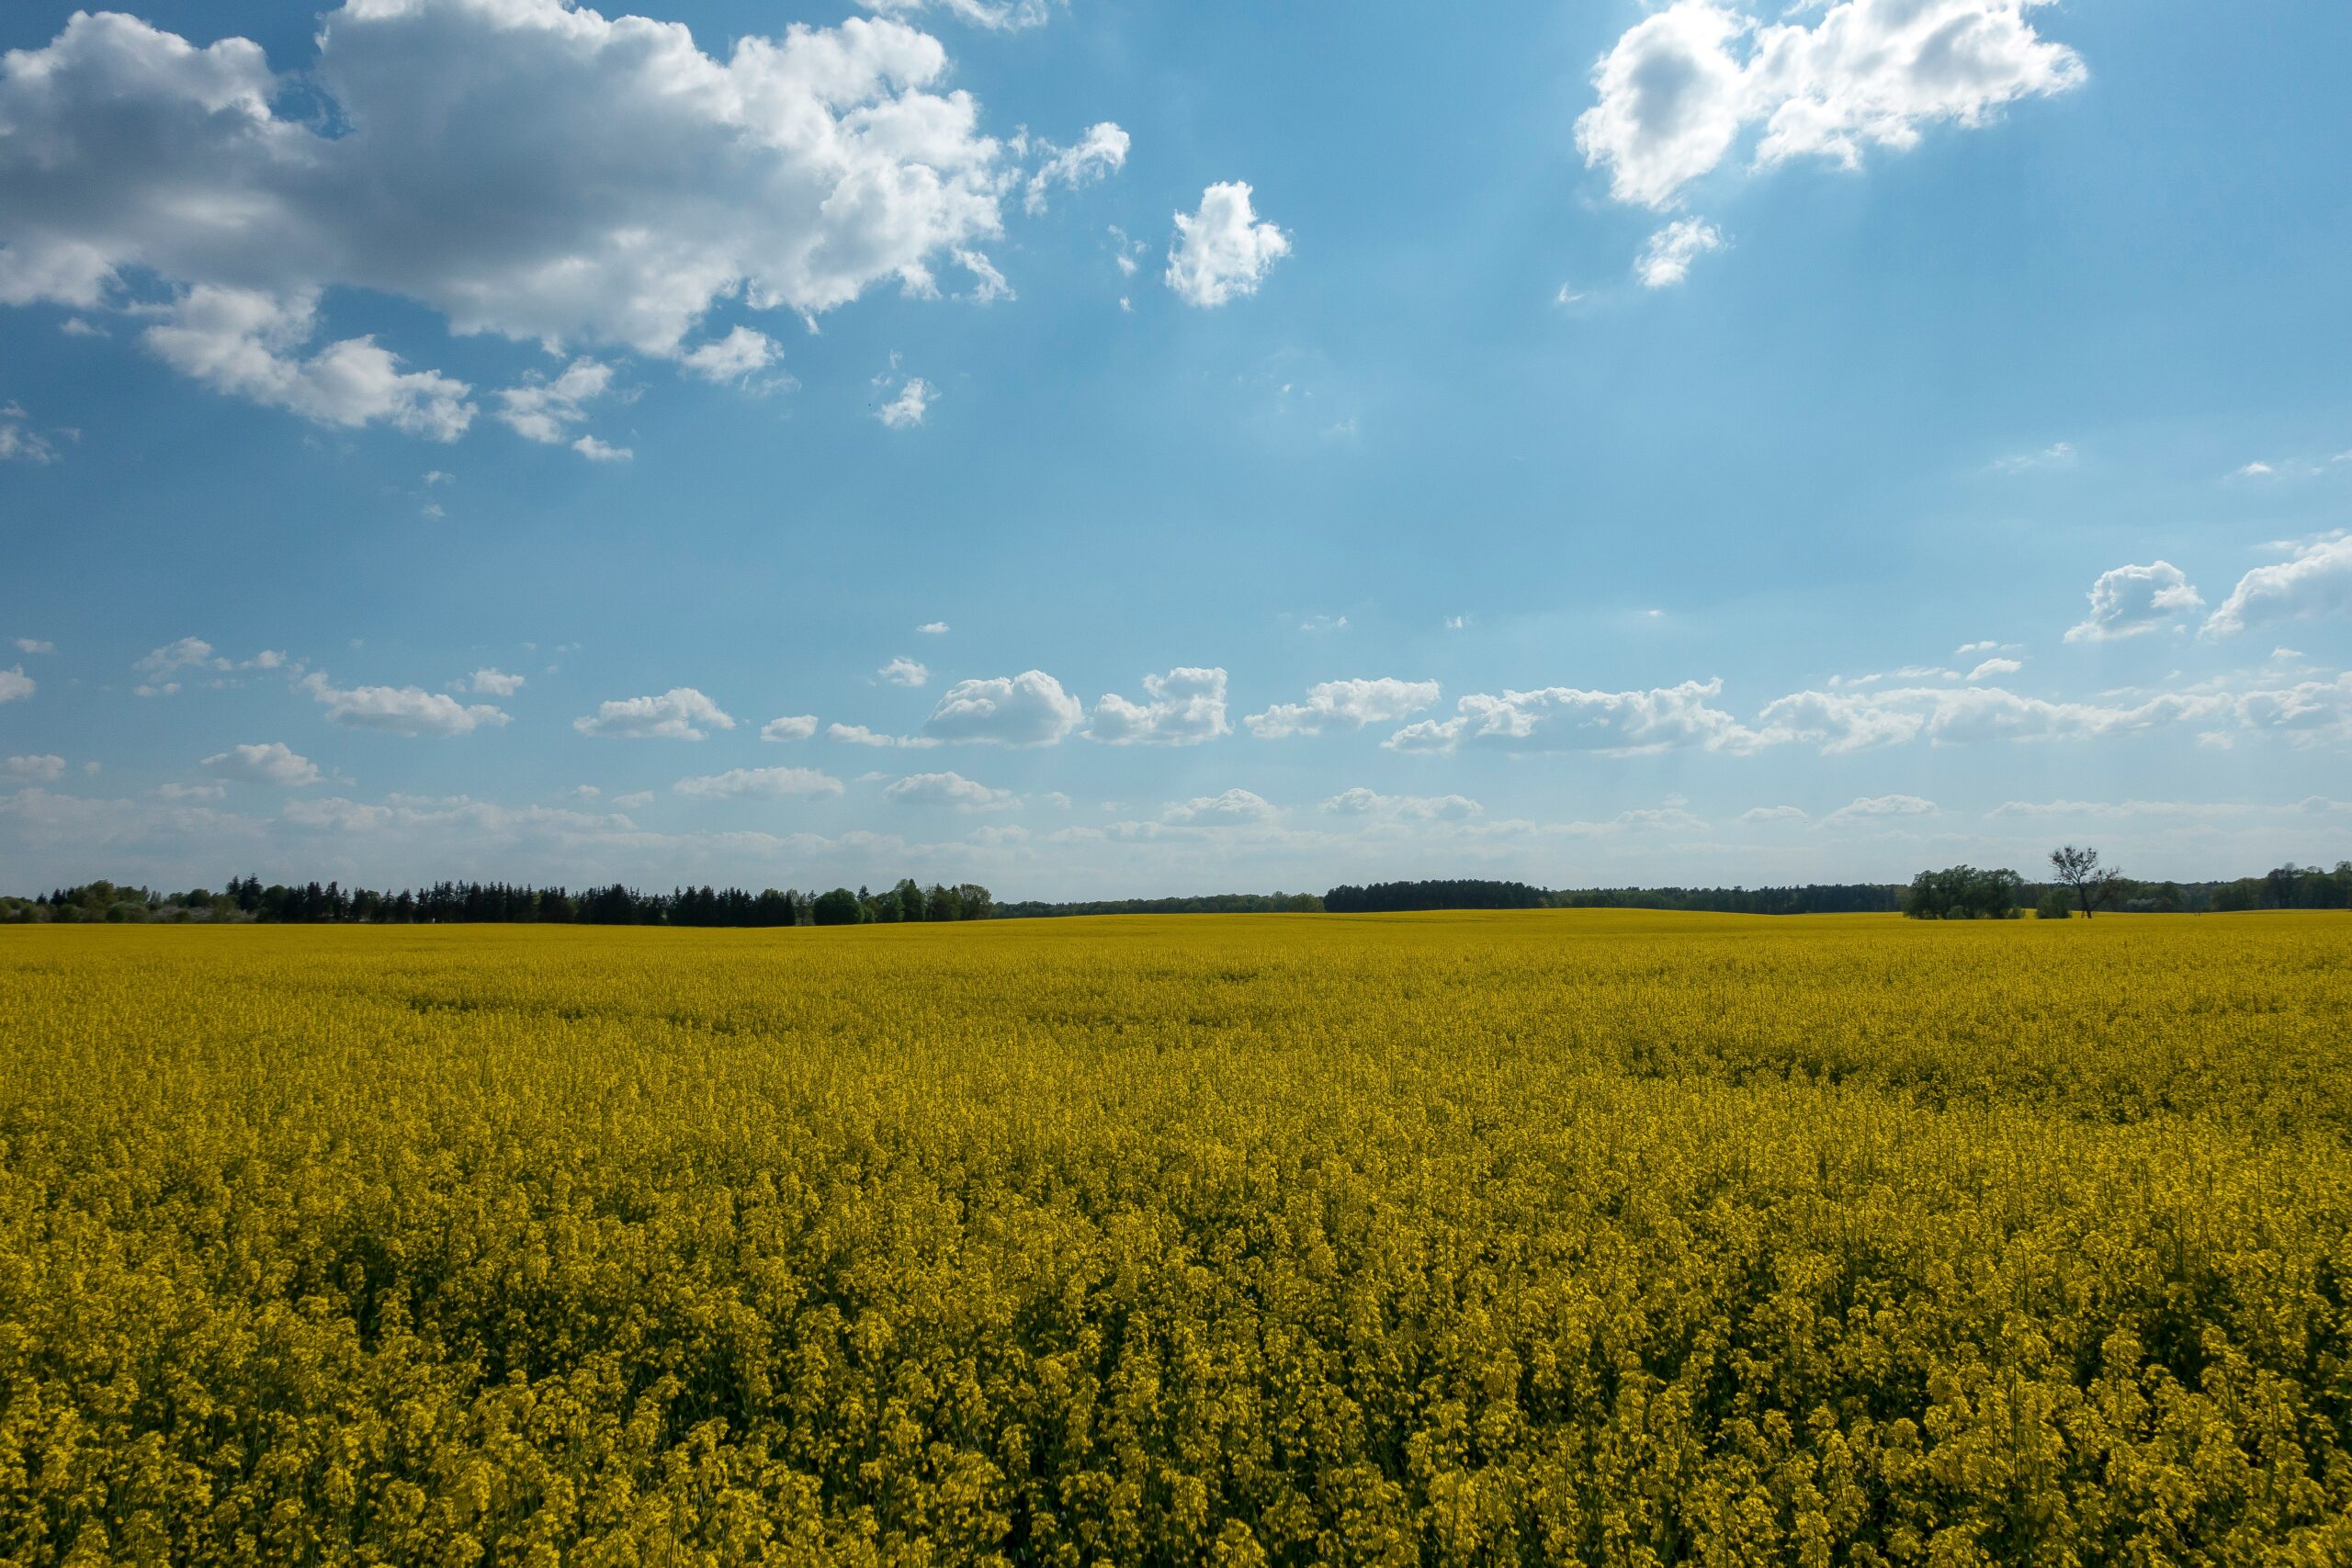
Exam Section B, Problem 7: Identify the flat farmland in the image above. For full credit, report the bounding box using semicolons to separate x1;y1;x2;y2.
4;912;2349;1565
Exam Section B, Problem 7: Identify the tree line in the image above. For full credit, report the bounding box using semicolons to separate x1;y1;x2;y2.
1904;847;2352;919
5;876;995;926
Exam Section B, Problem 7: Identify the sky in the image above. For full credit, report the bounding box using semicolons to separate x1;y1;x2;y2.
2;0;2348;900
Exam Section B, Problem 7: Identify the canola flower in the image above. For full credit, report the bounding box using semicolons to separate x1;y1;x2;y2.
3;909;2350;1565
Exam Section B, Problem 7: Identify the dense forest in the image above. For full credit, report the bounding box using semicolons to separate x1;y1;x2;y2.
4;876;995;926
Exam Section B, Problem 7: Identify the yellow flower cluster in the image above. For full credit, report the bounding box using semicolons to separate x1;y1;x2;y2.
4;910;2349;1565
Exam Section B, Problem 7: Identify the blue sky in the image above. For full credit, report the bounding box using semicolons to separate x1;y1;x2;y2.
3;0;2348;897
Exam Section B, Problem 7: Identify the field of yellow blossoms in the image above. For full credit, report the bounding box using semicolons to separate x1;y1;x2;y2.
5;910;2350;1565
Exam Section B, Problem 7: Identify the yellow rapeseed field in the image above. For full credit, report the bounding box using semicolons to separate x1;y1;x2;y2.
4;910;2350;1566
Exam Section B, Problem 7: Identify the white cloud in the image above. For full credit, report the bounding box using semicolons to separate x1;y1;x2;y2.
612;790;654;809
1164;788;1275;826
1386;679;1756;754
0;405;61;463
571;434;632;461
955;249;1013;303
1756;682;2231;752
201;741;321;786
1023;121;1129;213
0;667;32;704
5;754;67;783
1635;218;1724;288
1966;656;2023;680
134;637;220;681
2064;561;2204;643
917;621;949;635
858;0;1060;31
144;287;473;439
1165;182;1290;308
2232;461;2276;480
1247;678;1442;739
878;656;931;687
678;326;781;385
302;671;509;736
924;670;1082;746
0;6;1029;421
573;687;735;740
498;358;615;444
1320;787;1481;822
13;639;53;655
673;765;843;799
154;781;226;802
877;377;934;428
1826;794;1938;823
760;715;819;742
2203;535;2352;638
884;771;1017;810
1089;667;1230;745
827;722;941;749
1990;440;2074;473
469;668;526;696
1576;0;2086;211
1736;805;1809;824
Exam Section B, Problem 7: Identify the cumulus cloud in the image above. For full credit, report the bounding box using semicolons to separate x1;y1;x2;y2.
1386;679;1756;754
1247;678;1441;739
1756;682;2230;752
924;670;1082;746
2064;561;2204;643
573;687;735;740
878;656;931;687
0;5;1038;426
469;668;526;696
1165;182;1290;307
858;0;1061;31
1320;787;1481;822
13;639;53;655
761;715;819;742
917;621;949;635
1736;805;1809;824
673;765;843;799
0;404;61;463
572;434;631;461
0;667;34;704
876;377;934;428
1024;121;1129;213
498;358;616;444
1635;218;1724;287
1089;667;1230;745
134;637;221;682
1163;788;1275;826
1576;0;2086;211
1966;656;2023;680
5;754;68;783
2203;536;2352;638
883;770;1017;810
201;742;322;787
677;326;781;385
827;722;942;749
302;671;509;736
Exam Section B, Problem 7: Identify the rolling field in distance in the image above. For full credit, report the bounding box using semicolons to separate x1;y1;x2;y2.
5;911;2351;1565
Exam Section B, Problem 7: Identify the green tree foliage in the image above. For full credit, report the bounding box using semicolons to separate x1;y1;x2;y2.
1903;864;2024;919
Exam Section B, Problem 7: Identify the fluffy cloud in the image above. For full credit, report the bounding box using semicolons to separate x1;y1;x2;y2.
13;639;53;655
1825;794;1938;823
2204;536;2352;637
1966;656;2023;680
761;715;819;742
858;0;1060;31
1387;679;1755;754
201;741;321;786
572;434;631;461
678;326;781;385
498;359;616;445
827;723;941;749
1576;0;2086;211
469;668;526;696
1635;218;1724;288
917;621;949;635
302;672;507;736
673;765;843;799
876;378;934;428
1736;805;1809;824
884;771;1017;810
924;670;1082;746
1024;121;1129;213
1165;182;1290;307
1163;788;1276;826
143;287;473;438
0;403;60;463
572;687;734;740
5;754;67;783
1320;787;1481;822
2064;561;2203;643
878;657;931;687
1247;678;1441;739
1756;682;2229;752
0;5;1038;426
0;667;31;704
1089;667;1230;745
